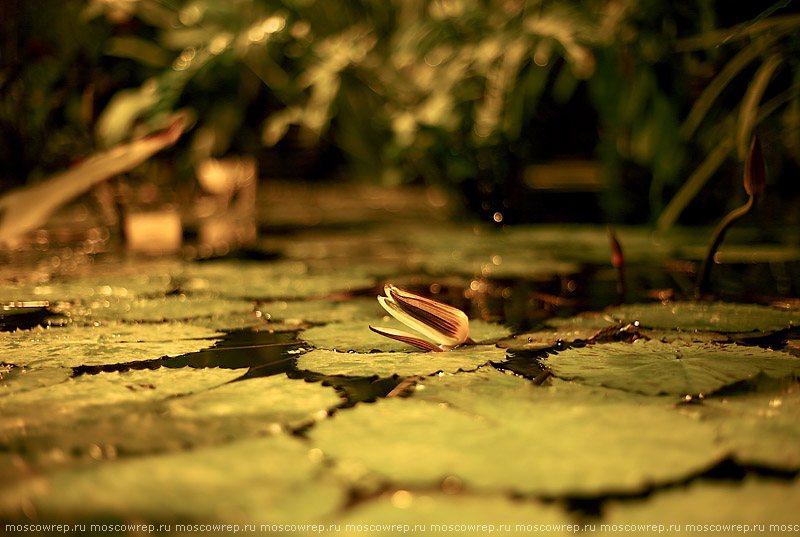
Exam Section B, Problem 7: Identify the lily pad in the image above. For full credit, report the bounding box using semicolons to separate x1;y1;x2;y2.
1;367;242;417
167;375;343;430
334;491;574;532
0;323;222;368
0;435;344;524
603;302;798;332
300;319;510;353
311;368;722;496
1;368;245;466
542;340;800;396
601;477;800;530
258;297;384;327
497;325;607;351
296;345;507;377
0;261;181;303
694;386;800;468
1;375;340;468
0;367;72;398
179;260;375;299
54;295;256;323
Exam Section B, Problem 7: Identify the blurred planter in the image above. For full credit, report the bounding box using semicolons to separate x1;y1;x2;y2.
193;155;258;255
123;208;182;255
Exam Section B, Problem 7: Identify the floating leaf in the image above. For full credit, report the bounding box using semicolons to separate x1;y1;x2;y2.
0;435;344;524
602;477;800;529
603;302;798;332
1;368;245;470
696;386;800;468
0;323;221;368
312;368;722;496
2;367;242;417
56;295;256;323
0;367;72;399
179;260;375;299
543;340;800;396
334;491;574;531
167;375;343;430
258;297;384;327
297;346;506;377
0;263;180;303
1;375;339;472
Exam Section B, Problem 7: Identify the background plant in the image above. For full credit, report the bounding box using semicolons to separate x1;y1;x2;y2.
2;0;798;227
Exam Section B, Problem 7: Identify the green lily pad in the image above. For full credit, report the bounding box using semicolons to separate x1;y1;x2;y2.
0;323;221;368
311;368;722;496
601;477;800;530
179;260;375;299
184;310;269;331
2;375;340;472
54;295;256;323
0;435;344;525
300;319;510;353
1;368;246;468
404;225;685;273
0;260;181;303
0;367;72;398
168;375;343;430
296;345;507;377
543;340;800;396
498;326;606;351
334;491;574;532
546;312;620;330
603;302;798;332
499;327;729;352
1;367;242;417
694;386;800;468
258;297;384;327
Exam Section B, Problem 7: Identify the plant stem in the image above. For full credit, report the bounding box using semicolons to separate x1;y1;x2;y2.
694;194;756;299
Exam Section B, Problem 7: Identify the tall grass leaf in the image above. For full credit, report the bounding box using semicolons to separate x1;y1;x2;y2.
659;86;800;230
0;118;184;246
737;54;782;159
679;38;772;140
718;0;794;46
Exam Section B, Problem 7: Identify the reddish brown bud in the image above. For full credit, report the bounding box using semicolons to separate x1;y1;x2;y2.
607;226;624;269
744;135;765;197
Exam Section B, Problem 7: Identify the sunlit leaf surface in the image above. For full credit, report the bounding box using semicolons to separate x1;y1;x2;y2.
604;302;799;332
543;340;800;395
601;477;800;530
179;260;375;299
311;369;723;496
0;323;222;368
0;435;344;524
333;492;574;532
297;346;506;377
696;386;800;468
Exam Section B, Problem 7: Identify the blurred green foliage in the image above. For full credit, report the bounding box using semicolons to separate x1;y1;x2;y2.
1;0;798;225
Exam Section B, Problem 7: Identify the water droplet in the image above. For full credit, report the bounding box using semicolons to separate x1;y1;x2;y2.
88;444;103;460
390;490;413;509
308;448;324;463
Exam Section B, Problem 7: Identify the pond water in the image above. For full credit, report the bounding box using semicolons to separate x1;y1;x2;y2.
1;184;799;531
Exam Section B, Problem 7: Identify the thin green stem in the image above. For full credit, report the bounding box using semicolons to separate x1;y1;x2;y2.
694;194;757;299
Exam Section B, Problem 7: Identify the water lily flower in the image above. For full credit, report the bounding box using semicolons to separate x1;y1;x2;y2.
369;284;473;352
